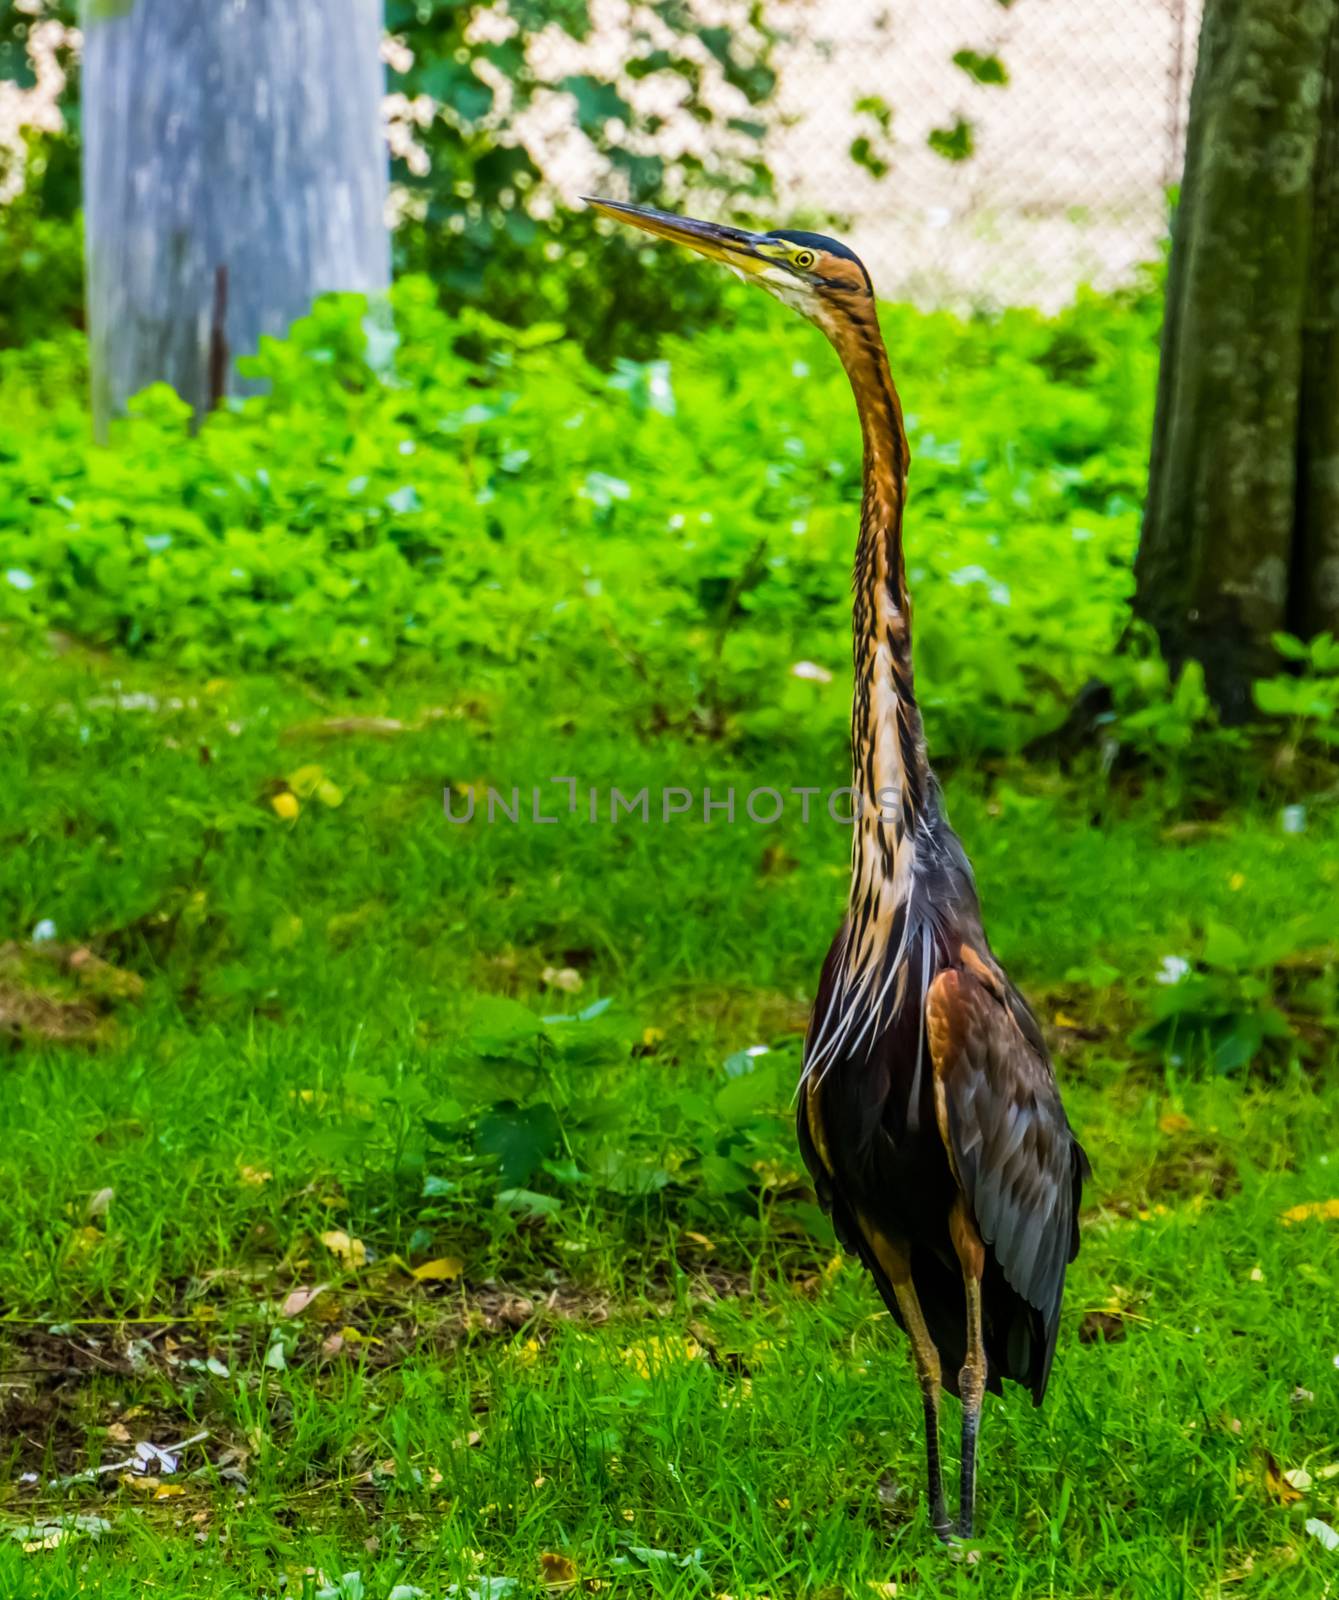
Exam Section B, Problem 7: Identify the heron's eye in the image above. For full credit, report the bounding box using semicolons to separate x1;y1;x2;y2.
794;249;816;270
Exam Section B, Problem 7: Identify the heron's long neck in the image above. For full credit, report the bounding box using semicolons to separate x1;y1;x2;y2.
830;304;929;918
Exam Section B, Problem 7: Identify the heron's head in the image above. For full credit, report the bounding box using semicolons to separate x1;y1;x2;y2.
583;197;874;331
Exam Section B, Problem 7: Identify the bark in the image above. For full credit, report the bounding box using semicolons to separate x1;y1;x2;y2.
1135;0;1339;721
81;0;390;439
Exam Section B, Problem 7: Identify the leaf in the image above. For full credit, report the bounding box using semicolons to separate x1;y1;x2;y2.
714;1061;780;1124
319;1230;367;1268
1264;1451;1303;1504
495;1187;562;1217
11;1514;111;1553
410;1256;463;1281
1306;1518;1339;1552
477;1102;561;1185
1280;1199;1339;1225
85;1186;114;1218
281;1283;329;1318
270;791;300;821
420;59;493;123
927;118;975;162
462;995;544;1056
952;48;1009;85
539;1551;578;1587
1202;920;1249;969
562;74;631;130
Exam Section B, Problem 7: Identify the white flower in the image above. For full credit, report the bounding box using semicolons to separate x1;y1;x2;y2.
1155;955;1190;985
31;918;57;944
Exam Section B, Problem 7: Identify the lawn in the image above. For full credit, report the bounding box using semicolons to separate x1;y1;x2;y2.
1;283;1337;1597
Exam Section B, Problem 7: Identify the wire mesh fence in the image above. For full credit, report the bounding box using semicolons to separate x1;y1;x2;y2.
2;0;1201;312
763;0;1201;308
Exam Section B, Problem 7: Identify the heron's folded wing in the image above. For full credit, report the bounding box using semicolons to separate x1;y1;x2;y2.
926;965;1085;1321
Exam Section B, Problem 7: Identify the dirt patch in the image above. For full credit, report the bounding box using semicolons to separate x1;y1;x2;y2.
1078;1310;1129;1345
0;941;144;1046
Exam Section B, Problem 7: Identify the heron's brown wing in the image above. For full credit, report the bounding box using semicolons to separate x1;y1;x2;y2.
927;963;1087;1332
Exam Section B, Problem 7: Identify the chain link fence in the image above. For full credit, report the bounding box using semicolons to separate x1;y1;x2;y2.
763;0;1201;309
3;0;1201;311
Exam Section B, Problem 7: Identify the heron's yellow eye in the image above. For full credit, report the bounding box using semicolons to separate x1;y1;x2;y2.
794;250;816;270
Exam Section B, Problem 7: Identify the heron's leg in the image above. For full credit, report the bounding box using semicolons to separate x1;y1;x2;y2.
949;1200;987;1539
860;1217;951;1541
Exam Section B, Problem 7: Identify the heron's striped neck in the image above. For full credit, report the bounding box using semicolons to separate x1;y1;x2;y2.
831;302;928;910
802;301;931;1078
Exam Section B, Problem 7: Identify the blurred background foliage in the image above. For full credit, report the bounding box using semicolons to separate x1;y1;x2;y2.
1;0;793;359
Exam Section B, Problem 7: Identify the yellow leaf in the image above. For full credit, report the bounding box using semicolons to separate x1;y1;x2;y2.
683;1231;715;1251
319;1230;367;1268
620;1335;704;1378
1280;1199;1339;1225
410;1256;463;1282
1053;1010;1083;1029
270;792;300;821
540;1551;578;1587
287;764;327;798
65;1225;104;1260
335;1325;381;1346
238;1164;273;1187
1265;1453;1303;1504
1158;1112;1192;1135
314;778;344;808
153;1483;185;1499
641;1026;665;1048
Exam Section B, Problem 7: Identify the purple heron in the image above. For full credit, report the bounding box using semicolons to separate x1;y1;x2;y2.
587;197;1090;1543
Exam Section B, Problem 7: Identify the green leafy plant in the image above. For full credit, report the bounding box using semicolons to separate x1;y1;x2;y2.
1135;915;1336;1075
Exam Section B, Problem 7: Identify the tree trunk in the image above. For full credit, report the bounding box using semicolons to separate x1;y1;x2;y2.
1135;0;1339;721
82;0;389;439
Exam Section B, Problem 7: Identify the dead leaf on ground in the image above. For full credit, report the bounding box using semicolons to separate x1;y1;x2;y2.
1280;1199;1339;1225
1078;1310;1128;1345
238;1164;273;1187
410;1257;463;1282
540;1551;578;1587
1264;1451;1304;1505
281;1284;329;1318
1158;1112;1193;1135
541;966;583;993
11;1514;110;1553
1306;1518;1339;1552
85;1187;114;1218
319;1230;367;1268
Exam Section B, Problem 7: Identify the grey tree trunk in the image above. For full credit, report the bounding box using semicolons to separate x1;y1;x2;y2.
82;0;390;439
1135;0;1339;721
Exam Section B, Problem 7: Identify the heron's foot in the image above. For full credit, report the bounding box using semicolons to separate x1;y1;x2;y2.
931;1514;955;1545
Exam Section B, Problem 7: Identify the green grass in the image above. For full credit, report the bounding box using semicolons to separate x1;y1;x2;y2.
1;638;1337;1597
1;276;1337;1595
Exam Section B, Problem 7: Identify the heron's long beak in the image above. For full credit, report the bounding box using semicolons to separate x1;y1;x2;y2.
583;197;771;275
